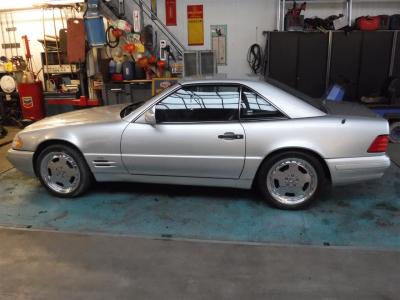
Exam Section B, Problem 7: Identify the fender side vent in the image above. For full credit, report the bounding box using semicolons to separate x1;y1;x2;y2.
92;160;117;168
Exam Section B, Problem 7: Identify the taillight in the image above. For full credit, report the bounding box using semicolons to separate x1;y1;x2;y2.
368;135;389;153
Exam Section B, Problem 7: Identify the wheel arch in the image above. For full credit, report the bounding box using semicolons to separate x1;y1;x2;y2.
32;139;88;177
252;147;332;187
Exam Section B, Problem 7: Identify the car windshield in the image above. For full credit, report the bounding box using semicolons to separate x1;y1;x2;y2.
120;83;181;118
265;78;327;113
120;101;147;118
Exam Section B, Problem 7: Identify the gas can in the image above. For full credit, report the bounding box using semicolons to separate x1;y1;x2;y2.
17;81;45;121
122;61;135;80
115;61;123;73
109;60;116;74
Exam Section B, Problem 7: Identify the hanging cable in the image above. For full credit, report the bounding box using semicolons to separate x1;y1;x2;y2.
106;25;120;48
247;43;263;74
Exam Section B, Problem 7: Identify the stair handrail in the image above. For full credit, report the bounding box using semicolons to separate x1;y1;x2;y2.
130;0;185;55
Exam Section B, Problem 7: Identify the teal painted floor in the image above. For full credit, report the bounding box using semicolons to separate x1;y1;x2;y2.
0;166;399;249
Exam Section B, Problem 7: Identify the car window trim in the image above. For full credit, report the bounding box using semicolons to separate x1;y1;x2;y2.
238;84;290;122
151;83;242;124
151;120;241;125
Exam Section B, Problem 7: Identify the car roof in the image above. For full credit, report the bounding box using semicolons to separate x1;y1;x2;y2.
179;77;262;85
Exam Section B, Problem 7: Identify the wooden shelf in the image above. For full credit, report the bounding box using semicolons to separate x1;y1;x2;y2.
122;79;153;83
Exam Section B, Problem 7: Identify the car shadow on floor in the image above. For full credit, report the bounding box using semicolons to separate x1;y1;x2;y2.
90;179;342;210
92;180;261;202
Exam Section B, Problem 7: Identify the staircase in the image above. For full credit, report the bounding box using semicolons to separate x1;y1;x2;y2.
99;0;186;58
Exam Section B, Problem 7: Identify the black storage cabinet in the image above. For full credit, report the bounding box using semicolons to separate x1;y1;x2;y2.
102;83;131;105
267;32;328;98
266;31;400;101
102;82;153;106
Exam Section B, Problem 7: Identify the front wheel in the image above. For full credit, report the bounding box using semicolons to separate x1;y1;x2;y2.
36;144;92;197
257;151;326;210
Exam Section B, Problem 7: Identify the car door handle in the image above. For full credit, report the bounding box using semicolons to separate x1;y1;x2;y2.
218;132;244;140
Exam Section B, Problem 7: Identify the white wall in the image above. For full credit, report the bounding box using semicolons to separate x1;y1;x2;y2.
154;0;400;77
156;0;277;77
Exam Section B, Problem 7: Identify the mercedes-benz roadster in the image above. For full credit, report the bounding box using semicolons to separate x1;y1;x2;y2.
7;79;390;209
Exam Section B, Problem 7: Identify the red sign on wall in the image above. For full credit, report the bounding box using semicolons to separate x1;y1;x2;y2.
187;4;203;19
166;0;177;26
187;5;204;46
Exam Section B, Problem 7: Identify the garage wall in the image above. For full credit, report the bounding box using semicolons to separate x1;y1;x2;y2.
153;0;400;77
155;0;276;77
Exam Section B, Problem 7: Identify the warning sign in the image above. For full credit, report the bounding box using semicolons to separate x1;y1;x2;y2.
187;5;204;46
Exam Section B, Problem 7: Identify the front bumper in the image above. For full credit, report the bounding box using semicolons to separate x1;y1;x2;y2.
326;155;391;186
6;149;36;177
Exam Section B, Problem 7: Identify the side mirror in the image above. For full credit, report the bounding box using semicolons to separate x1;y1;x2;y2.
144;107;156;125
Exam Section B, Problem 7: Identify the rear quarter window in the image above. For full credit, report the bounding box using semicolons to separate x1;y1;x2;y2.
240;87;286;120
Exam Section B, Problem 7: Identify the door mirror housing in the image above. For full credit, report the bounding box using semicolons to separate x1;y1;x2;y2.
144;107;156;125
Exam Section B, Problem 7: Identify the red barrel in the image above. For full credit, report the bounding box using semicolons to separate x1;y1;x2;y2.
18;81;45;121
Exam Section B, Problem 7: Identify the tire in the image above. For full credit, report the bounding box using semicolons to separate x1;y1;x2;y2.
36;144;92;197
389;122;400;144
257;151;326;210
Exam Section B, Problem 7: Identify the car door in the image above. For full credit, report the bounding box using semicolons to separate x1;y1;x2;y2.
121;84;245;178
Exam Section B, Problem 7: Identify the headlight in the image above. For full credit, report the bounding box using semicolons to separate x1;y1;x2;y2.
12;135;23;150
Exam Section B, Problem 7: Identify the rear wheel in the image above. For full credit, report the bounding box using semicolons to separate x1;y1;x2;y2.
36;144;92;197
257;151;326;210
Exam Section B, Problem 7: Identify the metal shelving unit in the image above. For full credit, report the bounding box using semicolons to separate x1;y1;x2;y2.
276;0;351;31
276;0;400;31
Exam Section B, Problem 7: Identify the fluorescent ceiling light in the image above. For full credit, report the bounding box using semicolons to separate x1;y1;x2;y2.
0;0;84;10
42;0;84;4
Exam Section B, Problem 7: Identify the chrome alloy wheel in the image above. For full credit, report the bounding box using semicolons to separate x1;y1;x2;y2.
39;152;81;194
266;158;318;205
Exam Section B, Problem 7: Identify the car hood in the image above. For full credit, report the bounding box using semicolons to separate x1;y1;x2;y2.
324;101;378;118
24;104;126;132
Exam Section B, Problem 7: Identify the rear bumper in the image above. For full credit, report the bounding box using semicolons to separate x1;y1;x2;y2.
6;149;35;177
326;155;390;186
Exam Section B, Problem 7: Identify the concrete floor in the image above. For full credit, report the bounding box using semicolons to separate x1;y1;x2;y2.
0;162;399;248
0;126;19;147
388;143;400;167
0;128;399;298
0;127;19;173
0;227;399;300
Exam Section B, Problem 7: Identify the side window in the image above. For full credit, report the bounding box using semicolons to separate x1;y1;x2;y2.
240;87;285;119
155;85;240;122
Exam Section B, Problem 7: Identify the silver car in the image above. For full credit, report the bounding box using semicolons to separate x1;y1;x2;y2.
7;79;390;209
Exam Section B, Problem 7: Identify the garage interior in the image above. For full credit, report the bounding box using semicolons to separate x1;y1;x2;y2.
0;0;400;299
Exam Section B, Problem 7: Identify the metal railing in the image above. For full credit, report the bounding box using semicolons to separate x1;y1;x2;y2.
101;0;185;57
131;0;185;55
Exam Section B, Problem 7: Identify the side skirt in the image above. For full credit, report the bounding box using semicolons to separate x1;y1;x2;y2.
93;173;253;189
